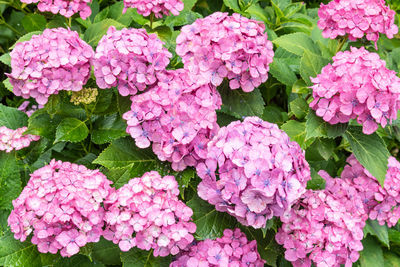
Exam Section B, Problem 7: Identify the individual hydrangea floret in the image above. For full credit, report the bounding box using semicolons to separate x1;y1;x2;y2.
93;26;172;97
123;69;221;171
341;154;400;227
18;101;43;117
0;126;40;152
196;117;311;228
318;0;398;47
310;46;400;134
123;0;184;18
21;0;92;19
8;28;94;105
8;160;113;257
103;171;196;257
170;228;265;267
70;87;98;105
176;12;274;92
276;174;368;267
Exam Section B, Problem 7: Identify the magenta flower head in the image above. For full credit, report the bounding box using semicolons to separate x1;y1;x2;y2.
123;69;221;171
7;160;113;257
196;117;311;228
103;171;196;257
122;0;184;18
21;0;92;19
310;46;400;135
93;26;172;97
318;0;398;47
8;28;94;105
276;174;368;267
176;12;274;92
341;154;400;227
171;228;266;267
0;126;40;152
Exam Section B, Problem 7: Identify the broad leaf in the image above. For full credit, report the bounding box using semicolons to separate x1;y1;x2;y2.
0;153;21;210
21;14;47;32
305;111;347;139
344;126;390;186
281;120;312;149
84;19;125;47
55;118;89;143
269;58;297;87
364;219;389;248
0;53;11;66
289;98;308;119
0;104;28;129
91;238;121;266
120;248;171;267
359;236;384;267
223;0;241;12
91;113;128;145
25;109;62;139
272;32;319;56
384;251;400;267
300;50;330;85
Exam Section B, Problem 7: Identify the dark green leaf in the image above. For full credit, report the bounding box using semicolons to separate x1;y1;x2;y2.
84;19;125;47
120;248;170;267
92;238;121;266
0;153;21;210
300;50;330;85
25;109;61;139
281;120;312;149
305;110;348;139
359;236;384;267
289;98;308;119
306;138;335;162
364;219;389;248
272;32;319;56
307;168;326;190
54;254;104;267
384;251;400;267
344;126;390;186
91;113;128;145
0;104;28;129
21;14;46;32
269;58;297;87
55;118;89;143
262;106;288;126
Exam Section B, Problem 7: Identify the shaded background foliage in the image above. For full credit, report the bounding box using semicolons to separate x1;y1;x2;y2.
1;0;400;266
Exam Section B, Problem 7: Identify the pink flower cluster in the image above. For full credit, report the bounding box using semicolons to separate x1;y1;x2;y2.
0;126;40;152
122;0;184;18
310;46;400;134
170;228;265;267
8;28;93;105
93;26;172;97
123;69;221;171
276;175;368;267
21;0;92;19
8;160;113;257
103;171;196;257
196;117;311;228
176;12;274;92
341;154;400;227
318;0;398;46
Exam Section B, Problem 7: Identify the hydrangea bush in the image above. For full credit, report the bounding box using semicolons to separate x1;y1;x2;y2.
1;0;400;266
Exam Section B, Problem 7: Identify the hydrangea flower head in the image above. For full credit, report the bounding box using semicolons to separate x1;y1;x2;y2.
276;174;368;267
170;228;265;267
176;12;274;92
21;0;92;19
196;117;311;228
341;154;400;227
123;69;221;171
103;171;196;256
318;0;398;46
0;126;40;152
123;0;184;18
93;26;172;96
8;28;93;105
310;46;400;134
8;160;113;257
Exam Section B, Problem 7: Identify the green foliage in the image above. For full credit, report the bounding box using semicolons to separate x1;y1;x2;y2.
0;104;28;129
55;118;89;143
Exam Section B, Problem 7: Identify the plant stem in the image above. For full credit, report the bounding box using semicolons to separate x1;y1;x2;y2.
336;35;348;53
150;13;154;30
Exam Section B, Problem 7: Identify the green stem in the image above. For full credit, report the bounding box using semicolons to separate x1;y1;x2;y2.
336;35;348;53
150;13;154;30
2;21;22;35
81;141;89;154
68;17;72;28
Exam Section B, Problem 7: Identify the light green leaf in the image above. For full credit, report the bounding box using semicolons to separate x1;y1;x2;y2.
384;251;400;267
281;120;312;149
292;79;310;94
223;0;241;12
0;53;11;66
91;113;128;145
359;236;384;267
269;58;297;87
10;31;42;50
55;118;89;143
272;32;319;56
0;104;28;129
364;219;389;248
300;50;330;85
344;126;390;186
3;78;13;92
21;14;46;32
305;111;348;139
84;19;125;47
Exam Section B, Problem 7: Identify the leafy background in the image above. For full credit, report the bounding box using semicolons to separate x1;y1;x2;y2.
1;0;400;266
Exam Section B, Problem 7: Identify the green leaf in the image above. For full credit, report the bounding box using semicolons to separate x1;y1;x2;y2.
0;103;28;129
305;110;348;139
219;85;264;119
246;4;273;25
92;238;121;266
281;120;312;149
344;126;390;186
269;58;297;87
120;248;171;267
10;31;42;50
272;32;319;56
91;113;128;145
300;50;330;85
84;19;125;47
3;78;13;92
0;153;21;210
223;0;241;12
389;228;400;245
0;53;11;66
307;168;326;190
289;98;308;119
384;251;400;267
364;219;389;248
187;194;238;240
21;14;46;32
262;106;288;126
55;118;89;143
306;138;335;161
292;79;310;94
359;236;384;267
25;109;62;139
54;254;104;267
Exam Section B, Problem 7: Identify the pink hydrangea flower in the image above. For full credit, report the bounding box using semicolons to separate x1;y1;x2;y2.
18;101;43;117
8;28;93;105
123;69;221;171
196;117;311;228
92;26;172;96
103;171;196;257
318;0;398;47
170;228;265;267
176;12;274;92
21;0;91;19
8;160;113;257
0;126;40;152
341;154;400;227
123;0;184;18
310;46;400;134
276;174;368;267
